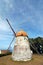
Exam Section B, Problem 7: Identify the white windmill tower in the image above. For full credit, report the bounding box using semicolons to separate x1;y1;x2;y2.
12;30;33;61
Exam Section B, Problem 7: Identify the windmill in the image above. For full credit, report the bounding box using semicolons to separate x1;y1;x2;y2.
6;19;40;61
0;18;40;59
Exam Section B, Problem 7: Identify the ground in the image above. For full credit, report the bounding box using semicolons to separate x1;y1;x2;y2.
0;54;43;65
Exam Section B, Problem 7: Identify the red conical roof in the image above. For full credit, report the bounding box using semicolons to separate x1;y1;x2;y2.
16;30;28;37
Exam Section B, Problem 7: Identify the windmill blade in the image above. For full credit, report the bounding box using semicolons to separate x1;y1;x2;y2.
6;18;16;37
7;37;15;50
32;43;40;54
30;43;40;54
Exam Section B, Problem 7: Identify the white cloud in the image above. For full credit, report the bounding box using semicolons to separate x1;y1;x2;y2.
0;17;15;41
0;35;8;40
4;0;9;4
3;0;14;11
0;22;7;31
0;17;11;32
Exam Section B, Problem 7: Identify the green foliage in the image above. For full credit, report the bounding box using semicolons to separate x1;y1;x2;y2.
29;37;43;54
29;37;43;44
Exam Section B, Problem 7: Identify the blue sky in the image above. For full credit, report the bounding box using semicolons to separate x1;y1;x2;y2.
0;0;43;49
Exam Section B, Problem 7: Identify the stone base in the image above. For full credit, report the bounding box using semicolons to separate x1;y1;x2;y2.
12;57;31;61
12;50;33;61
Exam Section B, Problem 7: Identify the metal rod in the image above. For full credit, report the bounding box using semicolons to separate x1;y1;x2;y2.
6;18;16;37
7;37;15;50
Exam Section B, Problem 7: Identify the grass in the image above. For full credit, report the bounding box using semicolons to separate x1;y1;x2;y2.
0;54;43;65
